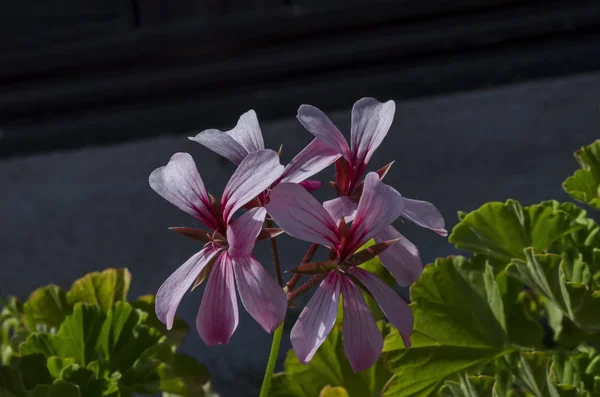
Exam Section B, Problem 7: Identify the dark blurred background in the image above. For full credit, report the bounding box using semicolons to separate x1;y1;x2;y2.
2;1;600;396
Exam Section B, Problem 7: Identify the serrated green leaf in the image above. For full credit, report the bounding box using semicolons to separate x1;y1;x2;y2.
119;359;160;395
449;200;580;266
22;286;70;332
67;269;131;313
507;249;600;332
269;324;390;397
381;256;543;397
19;303;105;365
59;364;119;397
13;355;52;390
563;140;600;210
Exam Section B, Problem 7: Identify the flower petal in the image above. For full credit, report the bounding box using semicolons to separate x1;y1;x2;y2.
340;276;383;373
226;207;266;257
196;252;239;345
297;105;351;160
189;129;248;165
291;272;341;363
323;196;357;225
266;183;340;247
347;172;404;254
149;152;219;230
222;149;284;223
226;110;265;153
232;254;287;333
350;267;413;348
279;138;341;184
402;198;448;237
374;226;422;286
155;245;220;330
350;97;395;166
299;180;323;191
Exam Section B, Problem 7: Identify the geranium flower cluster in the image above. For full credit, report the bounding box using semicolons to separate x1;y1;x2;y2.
149;98;446;372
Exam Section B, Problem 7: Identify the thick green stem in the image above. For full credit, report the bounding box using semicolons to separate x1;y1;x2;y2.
259;321;284;397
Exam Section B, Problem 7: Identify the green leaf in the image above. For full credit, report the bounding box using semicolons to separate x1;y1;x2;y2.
22;286;70;332
381;256;543;397
20;303;105;366
157;353;211;397
552;346;600;394
319;385;349;397
67;269;131;313
449;200;580;266
439;375;495;397
97;301;145;370
0;366;29;397
13;354;52;390
507;249;600;332
269;324;391;397
46;357;76;379
563;140;600;210
130;295;188;347
118;359;160;395
59;364;119;397
30;381;81;397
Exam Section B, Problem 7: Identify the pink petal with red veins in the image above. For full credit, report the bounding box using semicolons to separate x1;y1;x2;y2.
226;207;266;257
347;172;404;254
340;276;383;373
155;245;220;330
350;97;395;166
189;110;264;164
323;196;357;225
291;272;341;364
266;183;340;248
196;252;239;345
374;226;423;286
279;138;341;184
232;254;287;333
221;149;284;223
297;105;352;160
402;198;448;237
149;152;220;229
350;267;413;348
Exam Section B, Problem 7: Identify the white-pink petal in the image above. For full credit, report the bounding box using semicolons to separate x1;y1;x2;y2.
297;105;351;160
347;172;404;253
291;272;341;364
279;138;341;184
340;276;383;373
350;267;413;348
196;252;239;345
189;129;248;165
232;254;287;333
323;196;357;225
227;207;267;257
374;226;423;286
350;97;395;166
402;198;448;237
266;183;340;248
226;110;265;154
155;245;220;330
149;152;220;230
221;149;284;223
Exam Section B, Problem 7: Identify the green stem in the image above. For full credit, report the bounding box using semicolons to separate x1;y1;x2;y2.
259;321;284;397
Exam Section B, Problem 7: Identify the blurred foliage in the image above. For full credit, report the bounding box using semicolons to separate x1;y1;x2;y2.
0;268;217;397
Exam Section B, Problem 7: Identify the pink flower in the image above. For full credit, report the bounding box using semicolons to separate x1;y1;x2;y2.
189;109;340;191
149;149;287;345
297;97;447;285
266;173;412;372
